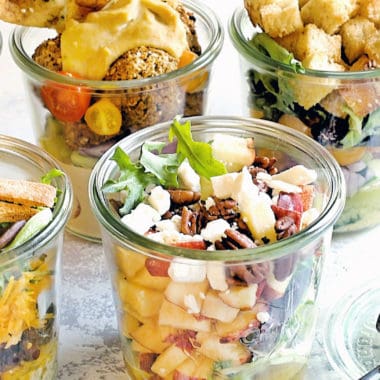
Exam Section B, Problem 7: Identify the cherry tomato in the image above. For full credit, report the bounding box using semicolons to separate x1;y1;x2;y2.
41;71;91;123
84;98;122;135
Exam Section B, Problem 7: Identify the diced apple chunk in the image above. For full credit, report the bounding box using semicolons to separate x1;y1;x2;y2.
164;280;209;313
119;278;163;318
159;300;211;332
201;290;239;323
215;310;260;342
151;344;189;377
211;134;256;172
115;247;146;278
120;312;140;338
197;334;252;365
207;262;228;291
218;284;258;309
132;266;171;291
130;321;172;354
174;355;214;379
239;191;277;244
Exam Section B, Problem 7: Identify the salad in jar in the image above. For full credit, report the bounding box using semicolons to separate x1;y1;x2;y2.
230;0;380;232
90;117;345;379
0;170;63;379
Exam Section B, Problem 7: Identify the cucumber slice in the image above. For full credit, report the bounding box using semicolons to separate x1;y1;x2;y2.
334;179;380;233
70;151;98;169
6;208;53;250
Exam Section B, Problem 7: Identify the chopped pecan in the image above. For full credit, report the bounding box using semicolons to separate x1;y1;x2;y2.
228;262;270;285
214;229;256;250
181;206;198;235
168;189;201;205
275;216;297;239
254;155;278;175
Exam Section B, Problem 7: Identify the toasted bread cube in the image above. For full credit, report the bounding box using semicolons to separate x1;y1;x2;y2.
359;0;380;27
245;0;303;37
364;31;380;64
320;90;348;118
340;16;377;63
350;54;378;70
275;31;300;54
293;24;342;63
292;54;346;109
260;1;303;38
244;0;274;26
301;0;359;34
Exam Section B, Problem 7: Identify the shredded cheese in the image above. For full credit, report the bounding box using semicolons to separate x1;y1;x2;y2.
0;259;52;348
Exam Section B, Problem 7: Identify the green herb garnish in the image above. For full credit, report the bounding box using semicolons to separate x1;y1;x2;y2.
169;117;227;179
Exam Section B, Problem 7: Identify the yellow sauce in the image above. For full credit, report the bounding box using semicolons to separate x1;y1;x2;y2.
61;0;188;80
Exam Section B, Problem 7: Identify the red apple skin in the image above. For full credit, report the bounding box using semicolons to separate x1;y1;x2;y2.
139;352;158;373
256;280;266;298
145;258;170;277
172;241;207;250
173;371;201;380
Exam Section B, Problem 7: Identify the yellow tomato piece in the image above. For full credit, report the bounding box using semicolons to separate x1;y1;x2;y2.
329;146;367;166
84;98;122;135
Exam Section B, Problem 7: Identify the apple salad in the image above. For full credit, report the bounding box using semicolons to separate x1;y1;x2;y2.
103;118;322;379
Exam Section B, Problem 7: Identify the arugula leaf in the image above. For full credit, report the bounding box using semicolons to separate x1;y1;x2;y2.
41;168;64;184
249;32;305;73
140;141;180;188
102;147;158;215
169;118;227;179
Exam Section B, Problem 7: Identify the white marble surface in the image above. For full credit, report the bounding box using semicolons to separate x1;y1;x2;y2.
1;3;379;379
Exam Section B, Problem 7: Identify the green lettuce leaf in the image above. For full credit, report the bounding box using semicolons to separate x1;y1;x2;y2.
140;141;179;188
169;118;227;179
41;168;64;184
102;147;158;215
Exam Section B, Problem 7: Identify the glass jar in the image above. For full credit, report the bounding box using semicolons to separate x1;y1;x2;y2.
229;6;380;234
89;116;345;379
9;0;223;242
0;135;72;379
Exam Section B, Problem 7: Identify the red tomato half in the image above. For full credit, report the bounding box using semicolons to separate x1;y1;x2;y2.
41;71;91;123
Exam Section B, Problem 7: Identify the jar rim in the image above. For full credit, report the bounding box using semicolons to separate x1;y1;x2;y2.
228;6;380;80
9;0;224;88
89;115;346;263
0;135;73;266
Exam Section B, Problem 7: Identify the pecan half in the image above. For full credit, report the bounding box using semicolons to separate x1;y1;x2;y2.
228;262;270;285
275;216;297;239
180;206;198;235
168;189;201;205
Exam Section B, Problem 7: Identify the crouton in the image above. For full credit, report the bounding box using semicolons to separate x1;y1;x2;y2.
244;0;274;26
340;81;380;117
301;0;359;34
259;1;303;38
359;0;380;27
340;16;377;63
364;31;380;64
320;90;348;118
245;0;303;37
350;54;378;70
293;24;342;63
291;54;346;109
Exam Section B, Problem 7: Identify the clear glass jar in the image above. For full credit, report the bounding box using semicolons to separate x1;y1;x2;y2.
9;0;223;242
89;116;345;379
229;6;380;234
0;135;72;379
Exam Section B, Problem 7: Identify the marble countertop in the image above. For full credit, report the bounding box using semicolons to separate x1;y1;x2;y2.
1;3;379;379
